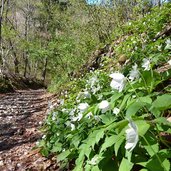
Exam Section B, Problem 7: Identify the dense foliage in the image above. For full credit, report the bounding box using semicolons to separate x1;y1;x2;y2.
37;3;171;171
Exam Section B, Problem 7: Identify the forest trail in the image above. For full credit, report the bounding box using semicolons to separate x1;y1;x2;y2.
0;89;59;171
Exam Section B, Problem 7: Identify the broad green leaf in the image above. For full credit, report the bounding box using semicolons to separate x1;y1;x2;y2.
51;142;62;153
111;92;122;103
139;96;152;104
119;158;133;171
126;101;145;117
135;120;150;136
100;135;117;153
99;113;115;124
114;135;125;156
95;129;105;144
154;117;171;126
85;164;91;171
92;166;100;171
146;158;170;171
142;132;159;157
120;94;131;110
57;149;71;162
79;143;91;159
152;94;171;110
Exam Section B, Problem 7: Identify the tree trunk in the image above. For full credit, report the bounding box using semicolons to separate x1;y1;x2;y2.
42;57;48;82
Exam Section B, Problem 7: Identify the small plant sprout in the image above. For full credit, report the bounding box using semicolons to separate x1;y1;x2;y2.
99;100;110;113
142;58;151;71
125;120;139;152
129;63;139;81
109;73;126;92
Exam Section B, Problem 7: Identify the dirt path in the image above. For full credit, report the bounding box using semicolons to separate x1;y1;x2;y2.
0;89;59;171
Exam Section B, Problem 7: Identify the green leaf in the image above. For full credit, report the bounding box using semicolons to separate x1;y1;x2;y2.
126;101;145;117
140;169;148;171
92;166;100;171
119;158;133;171
100;135;117;153
95;129;105;144
111;92;122;103
51;142;62;153
135;120;150;137
120;94;131;110
57;149;71;162
142;132;159;157
99;113;115;124
152;94;171;111
114;136;125;156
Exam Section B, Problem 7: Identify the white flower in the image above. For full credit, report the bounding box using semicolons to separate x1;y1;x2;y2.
70;123;75;131
88;155;99;165
125;121;138;152
83;91;91;98
110;73;126;92
69;108;75;116
71;113;83;122
168;59;171;66
142;58;151;71
99;100;110;113
157;45;162;51
85;112;93;119
165;39;171;50
42;135;46;139
78;103;89;112
129;64;139;81
113;107;120;115
94;115;100;121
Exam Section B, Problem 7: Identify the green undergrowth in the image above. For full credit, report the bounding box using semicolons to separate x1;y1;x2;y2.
38;4;171;171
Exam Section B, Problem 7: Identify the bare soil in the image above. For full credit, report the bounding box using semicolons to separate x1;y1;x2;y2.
0;89;59;171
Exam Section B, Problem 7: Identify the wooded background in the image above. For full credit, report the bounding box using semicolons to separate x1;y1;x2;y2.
0;0;168;85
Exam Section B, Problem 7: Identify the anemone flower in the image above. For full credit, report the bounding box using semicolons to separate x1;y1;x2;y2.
99;100;110;113
109;73;126;92
129;64;139;81
125;121;138;152
78;103;89;112
142;58;151;71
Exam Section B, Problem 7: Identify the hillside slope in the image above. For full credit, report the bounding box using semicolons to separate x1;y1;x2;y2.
38;3;171;171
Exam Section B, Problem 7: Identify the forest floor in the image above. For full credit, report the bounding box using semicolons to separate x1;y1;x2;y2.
0;89;59;171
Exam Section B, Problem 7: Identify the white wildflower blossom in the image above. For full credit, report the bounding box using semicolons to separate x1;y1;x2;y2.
142;58;151;71
168;59;171;66
125;121;139;152
78;103;89;112
88;155;100;165
83;91;91;98
129;64;139;81
165;39;171;50
99;100;110;113
69;108;76;116
85;112;93;119
70;123;75;131
94;115;101;122
113;107;120;115
110;73;126;92
157;45;162;51
71;113;83;122
42;135;46;139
